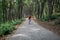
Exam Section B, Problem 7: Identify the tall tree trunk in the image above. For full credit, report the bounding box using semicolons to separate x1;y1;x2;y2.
18;0;23;19
2;0;7;22
37;0;40;19
40;0;46;18
48;0;53;20
20;2;23;18
8;0;14;21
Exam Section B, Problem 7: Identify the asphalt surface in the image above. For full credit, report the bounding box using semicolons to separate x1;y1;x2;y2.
6;18;60;40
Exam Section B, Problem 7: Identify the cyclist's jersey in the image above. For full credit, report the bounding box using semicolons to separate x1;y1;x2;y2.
29;16;31;19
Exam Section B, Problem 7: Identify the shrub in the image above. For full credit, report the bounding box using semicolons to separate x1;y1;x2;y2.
0;22;15;36
54;17;60;25
11;19;22;25
0;19;22;36
50;14;60;20
40;15;49;21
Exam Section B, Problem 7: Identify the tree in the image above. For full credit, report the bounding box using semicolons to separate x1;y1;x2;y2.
40;0;46;18
48;0;53;20
8;0;15;21
2;0;7;22
18;0;23;19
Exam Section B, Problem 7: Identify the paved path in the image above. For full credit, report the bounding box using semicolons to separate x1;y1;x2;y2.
6;18;60;40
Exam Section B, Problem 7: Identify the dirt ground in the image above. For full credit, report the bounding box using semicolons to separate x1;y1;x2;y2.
33;19;60;36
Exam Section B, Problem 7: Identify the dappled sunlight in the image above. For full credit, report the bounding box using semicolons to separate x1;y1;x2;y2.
12;34;29;38
30;28;40;32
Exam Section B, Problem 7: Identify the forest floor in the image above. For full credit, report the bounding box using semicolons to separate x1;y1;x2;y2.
33;18;60;36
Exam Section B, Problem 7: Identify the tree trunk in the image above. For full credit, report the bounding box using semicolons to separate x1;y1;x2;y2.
40;0;46;18
37;0;40;19
2;0;7;22
48;0;53;20
8;0;14;21
18;0;23;19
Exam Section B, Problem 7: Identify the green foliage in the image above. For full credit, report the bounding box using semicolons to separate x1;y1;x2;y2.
0;19;22;36
50;14;60;20
11;19;22;25
39;15;49;21
0;22;15;36
40;13;60;21
54;17;60;25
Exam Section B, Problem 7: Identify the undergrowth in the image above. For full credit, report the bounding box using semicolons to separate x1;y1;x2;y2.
0;19;22;36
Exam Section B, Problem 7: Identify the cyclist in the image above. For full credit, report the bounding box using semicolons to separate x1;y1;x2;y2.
28;16;32;24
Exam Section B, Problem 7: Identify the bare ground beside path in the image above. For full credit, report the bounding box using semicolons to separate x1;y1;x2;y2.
33;18;60;36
